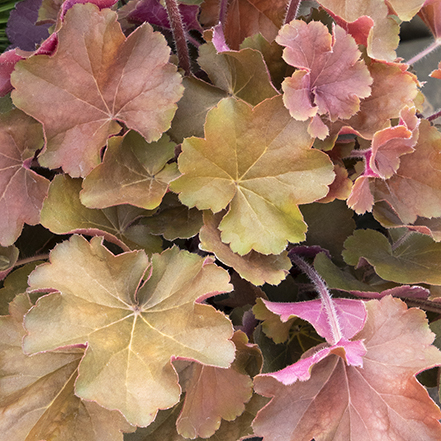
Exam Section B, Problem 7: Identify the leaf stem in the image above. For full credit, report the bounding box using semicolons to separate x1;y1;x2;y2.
290;253;343;345
14;254;49;268
427;108;441;122
406;39;441;65
164;0;191;76
284;0;303;25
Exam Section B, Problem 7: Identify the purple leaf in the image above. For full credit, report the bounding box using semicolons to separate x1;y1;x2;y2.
6;0;51;51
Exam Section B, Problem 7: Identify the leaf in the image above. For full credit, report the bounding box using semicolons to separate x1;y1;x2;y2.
41;174;163;253
253;295;441;440
80;131;179;210
259;297;367;343
11;3;183;177
317;0;400;61
334;59;420;140
119;0;202;32
197;43;279;106
170;95;335;255
139;192;203;241
276;20;372;139
0;244;19;281
0;108;49;246
168;76;227;143
347;106;420;214
24;236;235;426
314;251;430;300
222;0;287;50
419;0;441;39
370;119;441;224
0;262;42;314
199;210;291;286
343;229;441;285
175;331;259;438
6;0;51;51
0;294;134;440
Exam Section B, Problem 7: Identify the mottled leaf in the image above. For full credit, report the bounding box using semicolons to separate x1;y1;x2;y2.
24;237;235;426
170;96;335;255
343;229;441;285
41;174;162;253
199;211;291;286
81;131;178;210
11;3;183;177
253;296;441;440
0;294;134;440
0;109;48;246
198;43;278;106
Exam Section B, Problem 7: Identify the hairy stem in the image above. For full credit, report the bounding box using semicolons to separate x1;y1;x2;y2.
14;254;50;267
290;253;343;344
164;0;191;76
284;0;303;25
406;39;441;65
427;108;441;122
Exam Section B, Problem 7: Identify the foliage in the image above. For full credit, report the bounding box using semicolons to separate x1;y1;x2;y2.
3;0;441;440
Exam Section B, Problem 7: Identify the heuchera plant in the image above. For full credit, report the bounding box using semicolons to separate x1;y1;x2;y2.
4;0;441;439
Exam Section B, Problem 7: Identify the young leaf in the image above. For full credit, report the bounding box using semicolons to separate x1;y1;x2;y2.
343;229;441;285
199;210;291;286
170;95;335;255
11;3;184;177
80;131;179;210
40;175;163;253
24;236;235;426
0;108;48;246
0;294;134;440
253;295;441;440
276;20;372;139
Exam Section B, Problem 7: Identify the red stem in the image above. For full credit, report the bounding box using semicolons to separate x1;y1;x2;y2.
284;0;303;24
164;0;191;76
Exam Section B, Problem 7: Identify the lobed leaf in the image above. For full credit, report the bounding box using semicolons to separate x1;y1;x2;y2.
80;131;179;210
277;20;372;139
41;174;162;253
0;109;49;246
253;295;441;440
0;294;134;440
343;229;441;285
24;236;235;426
11;3;183;177
170;95;335;255
199;210;291;286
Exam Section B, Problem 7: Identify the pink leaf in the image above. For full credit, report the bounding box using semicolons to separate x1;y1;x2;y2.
261;297;367;342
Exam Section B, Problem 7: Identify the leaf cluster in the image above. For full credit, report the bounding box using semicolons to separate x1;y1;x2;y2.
2;0;441;440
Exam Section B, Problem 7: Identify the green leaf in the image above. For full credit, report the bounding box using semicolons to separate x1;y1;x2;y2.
41;175;162;254
81;131;179;210
171;96;335;255
343;229;441;285
199;210;291;285
24;237;235;426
